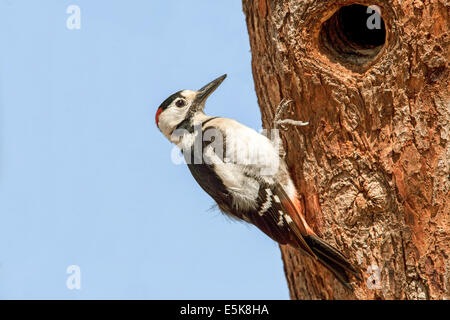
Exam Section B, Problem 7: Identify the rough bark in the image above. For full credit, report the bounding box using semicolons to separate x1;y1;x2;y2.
242;0;449;299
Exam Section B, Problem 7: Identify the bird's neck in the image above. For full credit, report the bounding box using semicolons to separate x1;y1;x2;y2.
176;112;211;132
170;111;214;145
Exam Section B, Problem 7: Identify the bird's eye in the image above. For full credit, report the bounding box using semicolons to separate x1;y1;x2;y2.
175;99;186;108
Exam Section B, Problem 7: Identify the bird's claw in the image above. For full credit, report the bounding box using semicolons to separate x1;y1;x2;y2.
273;98;309;130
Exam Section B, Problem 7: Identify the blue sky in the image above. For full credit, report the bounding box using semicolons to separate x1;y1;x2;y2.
0;0;289;299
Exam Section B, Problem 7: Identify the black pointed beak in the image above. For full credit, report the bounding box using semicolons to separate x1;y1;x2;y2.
195;74;227;109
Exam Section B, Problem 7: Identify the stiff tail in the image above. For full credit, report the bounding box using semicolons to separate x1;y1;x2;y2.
304;234;362;290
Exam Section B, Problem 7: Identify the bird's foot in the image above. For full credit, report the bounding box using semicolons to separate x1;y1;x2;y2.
273;98;309;130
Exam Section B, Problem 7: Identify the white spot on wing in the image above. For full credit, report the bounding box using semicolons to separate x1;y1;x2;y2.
258;188;273;216
277;210;284;226
284;215;293;224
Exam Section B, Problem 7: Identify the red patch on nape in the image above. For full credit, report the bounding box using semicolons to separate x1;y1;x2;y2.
155;107;163;126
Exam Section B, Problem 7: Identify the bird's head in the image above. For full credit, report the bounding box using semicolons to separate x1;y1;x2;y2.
155;74;226;140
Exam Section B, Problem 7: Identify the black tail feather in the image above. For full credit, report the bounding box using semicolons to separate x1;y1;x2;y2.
304;235;362;289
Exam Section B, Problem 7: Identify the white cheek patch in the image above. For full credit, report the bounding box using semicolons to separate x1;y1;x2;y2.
158;107;190;139
158;90;198;140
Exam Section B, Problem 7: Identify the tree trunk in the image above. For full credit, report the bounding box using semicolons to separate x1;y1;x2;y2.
242;0;449;299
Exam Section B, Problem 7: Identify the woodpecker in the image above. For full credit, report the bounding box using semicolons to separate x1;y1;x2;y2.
155;74;361;289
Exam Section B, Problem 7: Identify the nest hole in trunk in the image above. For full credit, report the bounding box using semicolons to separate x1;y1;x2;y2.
319;4;387;71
